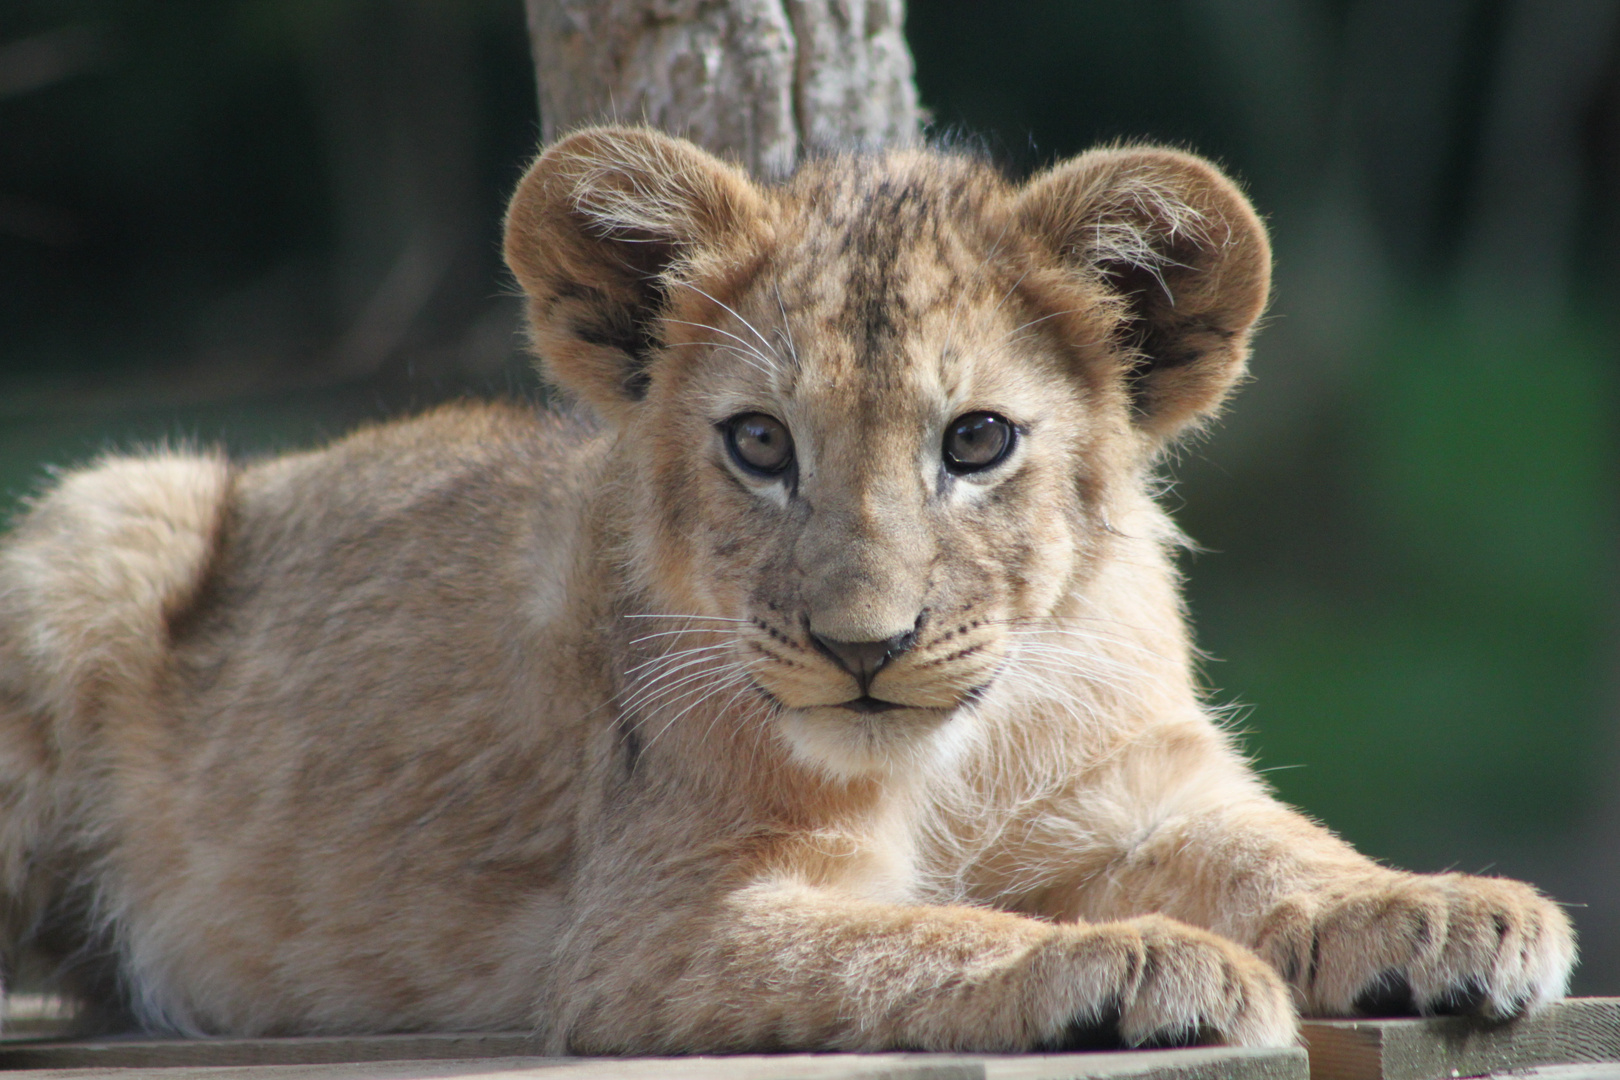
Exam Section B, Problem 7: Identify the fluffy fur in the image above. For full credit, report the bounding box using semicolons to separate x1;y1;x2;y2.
0;128;1574;1052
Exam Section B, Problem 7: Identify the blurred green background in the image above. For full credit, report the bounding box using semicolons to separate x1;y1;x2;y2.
2;1;1616;992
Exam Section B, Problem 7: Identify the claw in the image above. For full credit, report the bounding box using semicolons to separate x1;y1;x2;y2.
1135;1022;1220;1049
1354;970;1416;1017
1040;1004;1123;1051
1428;977;1489;1017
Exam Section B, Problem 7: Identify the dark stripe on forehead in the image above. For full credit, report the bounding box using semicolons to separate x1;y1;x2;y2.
836;173;940;372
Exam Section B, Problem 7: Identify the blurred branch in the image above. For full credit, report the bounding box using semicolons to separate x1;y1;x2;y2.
0;298;528;420
1459;0;1620;305
0;24;109;99
0;193;85;247
327;228;453;381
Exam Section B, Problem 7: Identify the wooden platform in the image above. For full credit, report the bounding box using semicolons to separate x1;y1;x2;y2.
0;1043;1309;1080
0;998;1612;1079
1299;999;1620;1080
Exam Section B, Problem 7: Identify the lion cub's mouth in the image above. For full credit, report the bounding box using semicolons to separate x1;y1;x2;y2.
839;696;906;714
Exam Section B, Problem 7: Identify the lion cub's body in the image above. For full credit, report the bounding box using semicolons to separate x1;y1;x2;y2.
0;130;1573;1052
0;407;604;1032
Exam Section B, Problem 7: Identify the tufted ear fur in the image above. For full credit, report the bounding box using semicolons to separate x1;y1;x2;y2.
503;127;772;420
1015;147;1271;444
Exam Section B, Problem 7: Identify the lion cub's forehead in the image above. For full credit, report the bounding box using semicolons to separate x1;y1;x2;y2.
760;151;1025;388
688;151;1080;449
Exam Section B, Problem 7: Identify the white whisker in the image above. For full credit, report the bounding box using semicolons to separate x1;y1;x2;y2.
622;614;750;623
677;282;787;372
990;268;1031;315
995;308;1082;346
661;326;777;378
773;284;800;369
693;665;769;746
623;641;735;675
620;650;733;705
628;628;739;645
619;660;736;716
639;662;758;754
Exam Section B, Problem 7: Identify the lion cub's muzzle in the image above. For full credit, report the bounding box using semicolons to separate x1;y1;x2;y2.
807;625;919;709
745;608;1006;716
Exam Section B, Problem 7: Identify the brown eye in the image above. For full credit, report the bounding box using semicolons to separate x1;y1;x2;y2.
943;412;1014;474
724;413;795;476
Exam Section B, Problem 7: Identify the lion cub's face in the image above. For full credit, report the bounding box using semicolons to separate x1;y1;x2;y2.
505;130;1270;777
638;175;1111;773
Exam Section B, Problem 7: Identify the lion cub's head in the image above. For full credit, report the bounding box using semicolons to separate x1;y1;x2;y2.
505;128;1269;778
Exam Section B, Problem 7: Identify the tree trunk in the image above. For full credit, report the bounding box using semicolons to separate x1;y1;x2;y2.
522;0;920;175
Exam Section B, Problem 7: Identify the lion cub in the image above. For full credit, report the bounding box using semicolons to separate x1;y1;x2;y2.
0;128;1573;1052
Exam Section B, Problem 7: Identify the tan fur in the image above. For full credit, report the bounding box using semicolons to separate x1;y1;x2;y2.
0;129;1573;1051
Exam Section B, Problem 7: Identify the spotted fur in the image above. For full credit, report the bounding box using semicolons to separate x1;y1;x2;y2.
0;128;1572;1051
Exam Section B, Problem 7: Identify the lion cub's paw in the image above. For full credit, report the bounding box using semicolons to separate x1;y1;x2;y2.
1037;916;1297;1050
1257;873;1575;1020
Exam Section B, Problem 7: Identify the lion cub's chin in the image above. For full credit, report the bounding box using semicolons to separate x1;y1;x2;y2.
774;702;982;782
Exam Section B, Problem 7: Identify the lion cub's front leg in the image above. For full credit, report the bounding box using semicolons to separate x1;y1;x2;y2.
1079;779;1576;1023
557;884;1295;1054
1254;869;1575;1020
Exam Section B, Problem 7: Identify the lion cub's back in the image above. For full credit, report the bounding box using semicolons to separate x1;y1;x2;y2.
0;400;605;1032
0;399;597;754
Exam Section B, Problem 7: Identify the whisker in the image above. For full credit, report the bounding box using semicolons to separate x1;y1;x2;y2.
661;316;779;369
991;268;1031;315
1004;647;1141;694
1008;639;1139;669
1009;646;1139;683
639;663;758;753
622;614;750;623
693;666;768;745
662;337;775;371
619;661;735;715
627;630;735;647
995;308;1083;347
773;284;800;369
623;641;736;675
620;649;735;705
677;282;786;371
660;328;777;378
998;609;1166;636
996;619;1169;661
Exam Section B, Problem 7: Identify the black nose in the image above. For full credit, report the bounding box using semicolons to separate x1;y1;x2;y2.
809;627;918;691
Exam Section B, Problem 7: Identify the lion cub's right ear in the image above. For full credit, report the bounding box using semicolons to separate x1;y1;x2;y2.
504;127;772;420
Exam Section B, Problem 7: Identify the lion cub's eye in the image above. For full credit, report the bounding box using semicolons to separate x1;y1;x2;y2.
943;412;1015;474
724;413;795;476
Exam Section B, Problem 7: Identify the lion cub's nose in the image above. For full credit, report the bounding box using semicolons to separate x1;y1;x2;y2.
810;628;918;690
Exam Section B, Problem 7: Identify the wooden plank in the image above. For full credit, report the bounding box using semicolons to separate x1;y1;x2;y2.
0;1031;550;1069
0;1044;1306;1080
0;1056;937;1080
0;1053;981;1080
982;1046;1309;1080
10;997;1620;1080
1483;1066;1620;1080
1300;998;1620;1080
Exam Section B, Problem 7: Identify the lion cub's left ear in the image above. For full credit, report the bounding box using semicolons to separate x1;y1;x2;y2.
1015;147;1271;444
504;127;771;421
